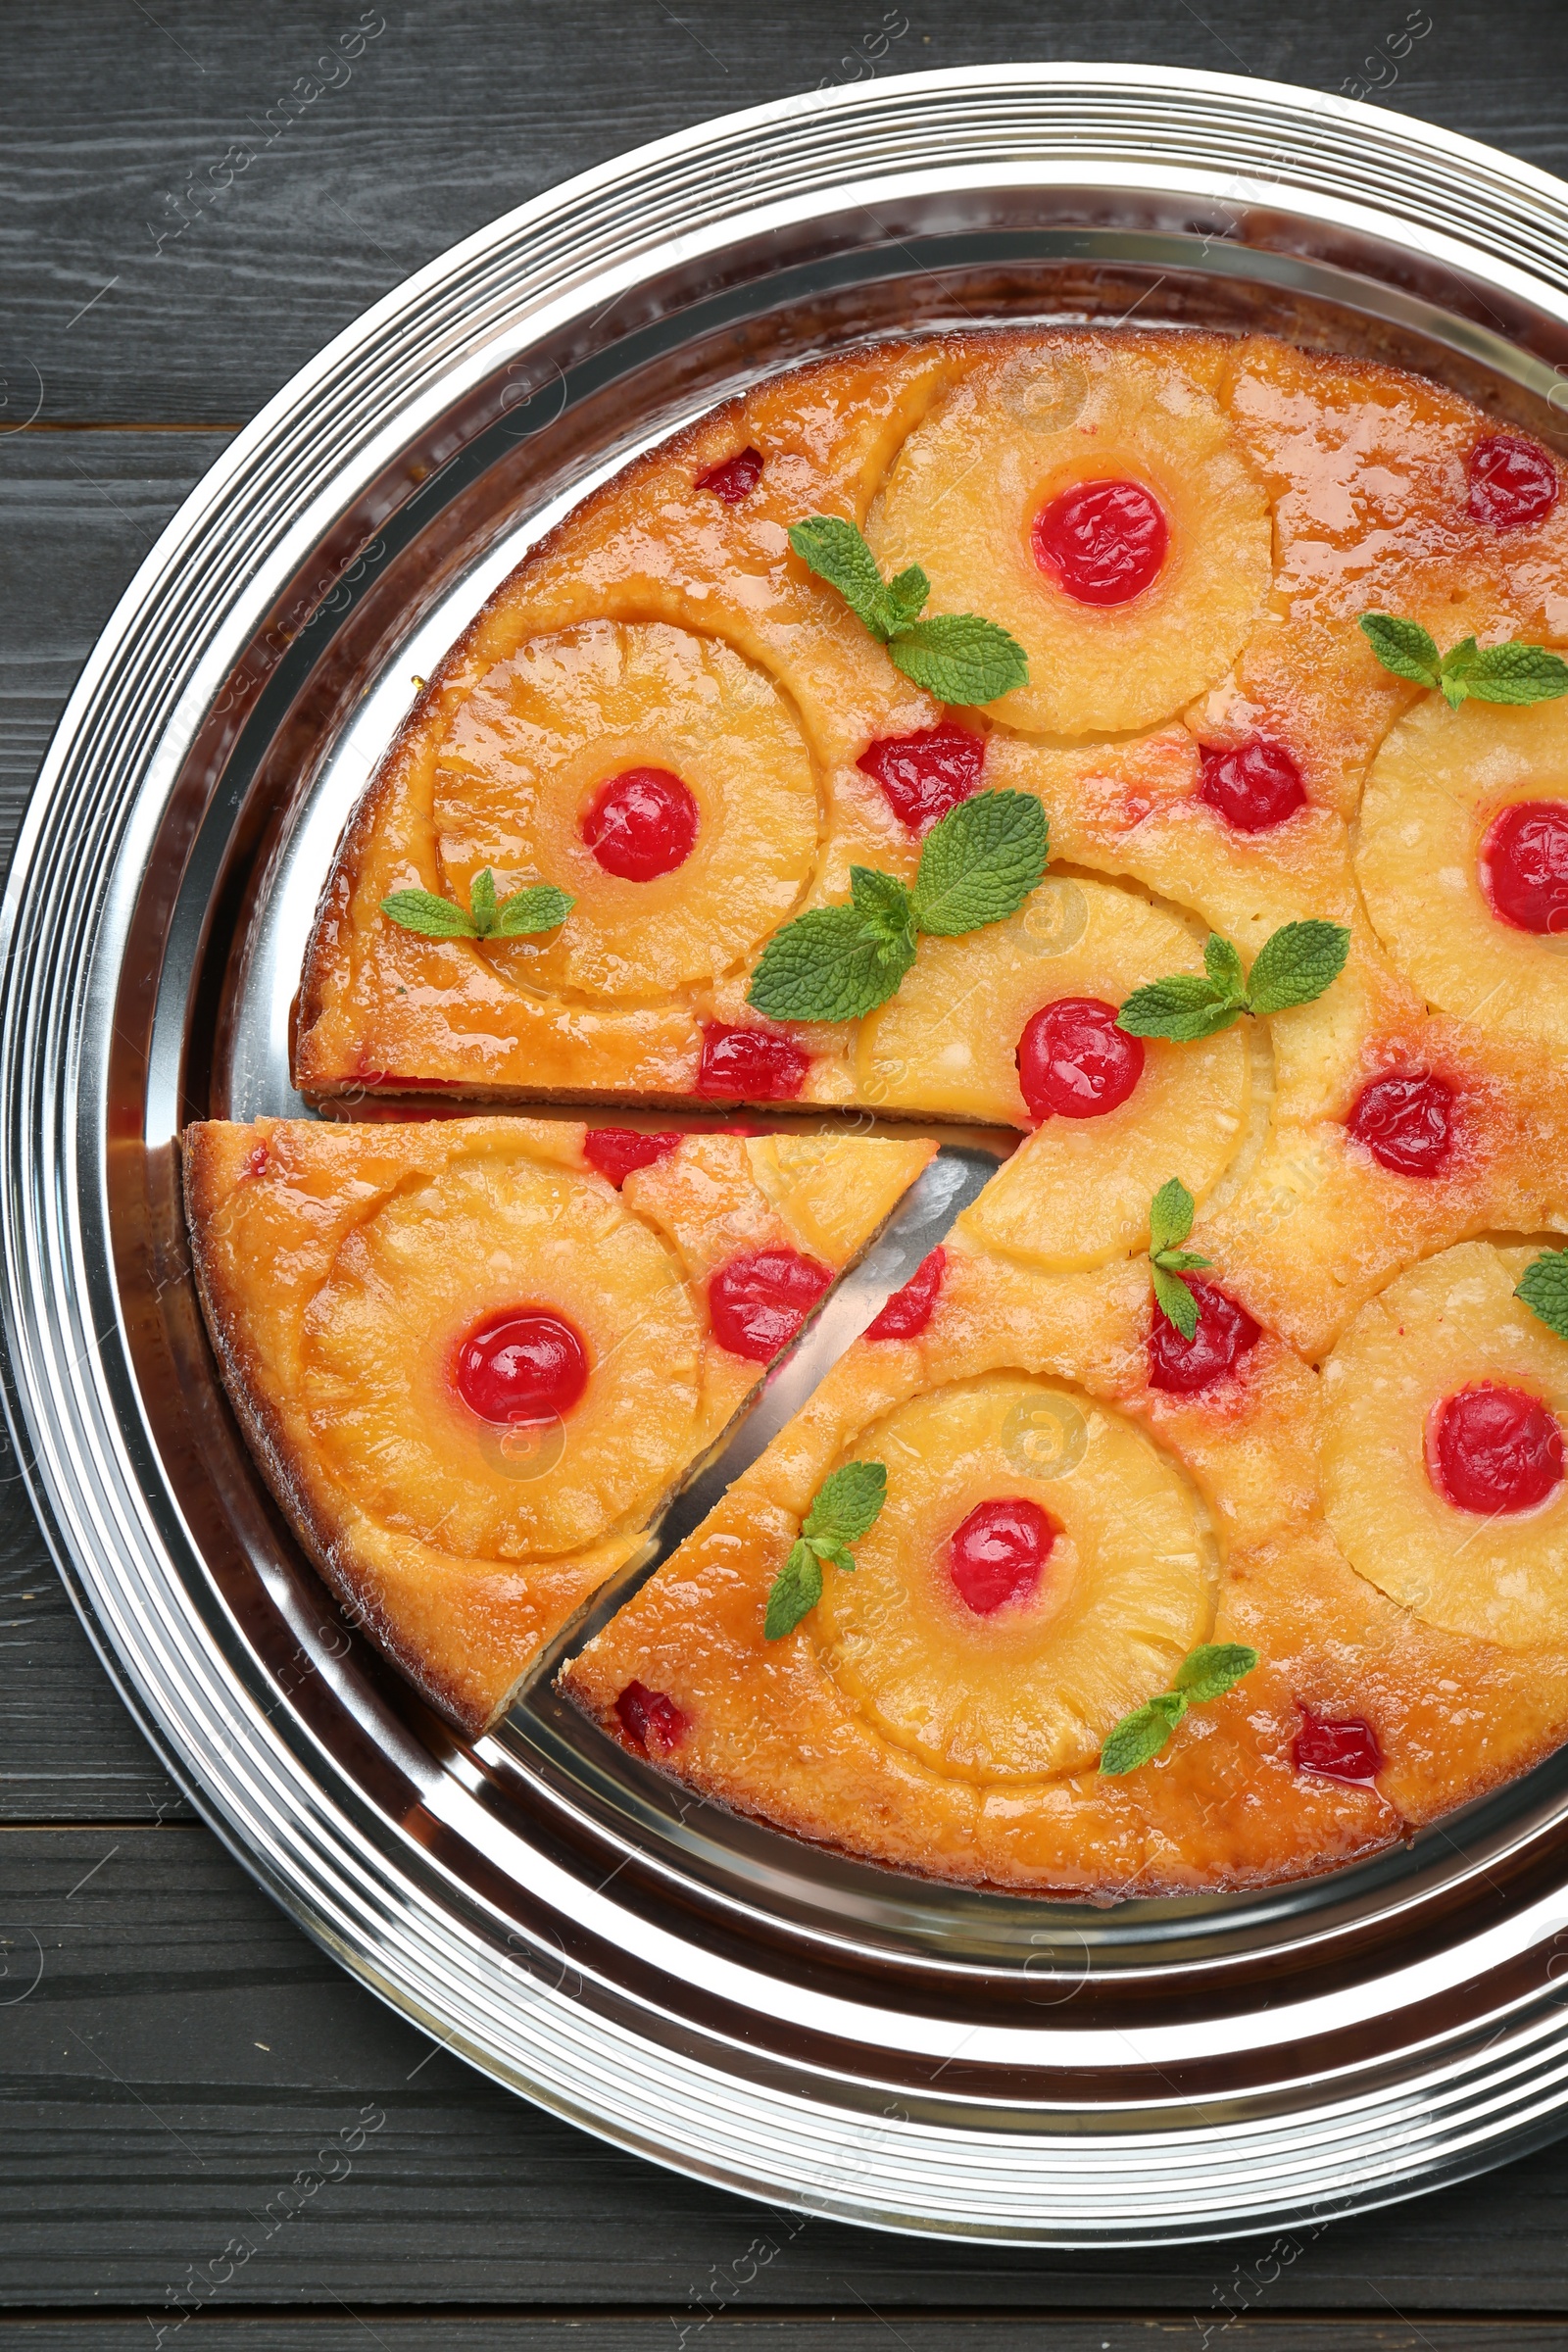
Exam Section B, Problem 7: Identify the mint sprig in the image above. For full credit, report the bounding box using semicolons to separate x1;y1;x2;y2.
764;1459;888;1642
1360;613;1568;710
748;790;1048;1024
1148;1177;1211;1344
1099;1642;1258;1776
788;514;1028;704
380;868;574;941
1117;920;1349;1044
1516;1248;1568;1342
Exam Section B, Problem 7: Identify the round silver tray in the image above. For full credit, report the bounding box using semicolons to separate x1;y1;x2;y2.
11;63;1568;2246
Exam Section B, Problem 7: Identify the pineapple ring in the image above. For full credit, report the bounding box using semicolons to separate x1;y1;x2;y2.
864;341;1271;737
303;1152;703;1560
432;618;818;998
812;1373;1216;1781
1321;1241;1568;1648
1356;696;1568;1054
858;875;1250;1266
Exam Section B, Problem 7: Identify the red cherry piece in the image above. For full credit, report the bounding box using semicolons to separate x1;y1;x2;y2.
948;1496;1055;1616
581;766;700;883
1149;1278;1260;1396
1032;477;1169;605
1198;737;1307;833
1481;801;1568;935
456;1310;589;1426
1294;1707;1383;1786
1017;998;1144;1123
614;1680;688;1753
696;1022;810;1102
1467;434;1559;531
1430;1383;1564;1516
583;1128;683;1189
696;445;763;504
1346;1071;1455;1179
709;1248;833;1362
864;1248;947;1342
857;723;986;833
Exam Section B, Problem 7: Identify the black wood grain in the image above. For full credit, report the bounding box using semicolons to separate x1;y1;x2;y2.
0;2323;1563;2351
6;1828;1568;2316
1;0;1566;426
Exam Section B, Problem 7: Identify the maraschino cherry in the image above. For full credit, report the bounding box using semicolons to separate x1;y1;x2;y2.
1429;1383;1564;1515
696;446;763;504
857;723;985;832
1017;998;1144;1122
1033;478;1169;605
456;1309;589;1425
696;1022;810;1102
1481;802;1568;935
1294;1708;1383;1785
1198;737;1307;833
1148;1278;1259;1396
864;1248;946;1342
708;1249;832;1361
581;767;699;882
1346;1071;1454;1178
615;1681;689;1751
948;1497;1055;1615
1467;434;1559;531
583;1128;683;1188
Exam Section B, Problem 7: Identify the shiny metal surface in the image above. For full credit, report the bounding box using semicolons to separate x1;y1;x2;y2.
10;64;1568;2243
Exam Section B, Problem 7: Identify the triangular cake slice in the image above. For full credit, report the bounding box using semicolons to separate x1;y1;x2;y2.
184;1114;933;1735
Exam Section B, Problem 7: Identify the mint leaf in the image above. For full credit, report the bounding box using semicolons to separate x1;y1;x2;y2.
1360;612;1443;688
883;564;930;633
763;1540;824;1641
1148;1176;1196;1257
1245;919;1349;1016
888;612;1030;705
1446;637;1568;707
910;790;1048;937
788;516;894;638
380;888;480;939
469;867;499;935
1204;934;1245;997
850;864;916;947
1100;1691;1186;1776
1117;973;1232;1041
1173;1642;1258;1703
748;904;914;1022
805;1458;887;1548
1151;1261;1200;1341
1517;1249;1568;1342
495;882;575;936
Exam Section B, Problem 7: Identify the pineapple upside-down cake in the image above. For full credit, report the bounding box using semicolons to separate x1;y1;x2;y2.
188;326;1568;1895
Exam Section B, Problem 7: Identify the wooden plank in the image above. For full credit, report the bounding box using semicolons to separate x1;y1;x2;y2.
6;1826;1568;2314
0;2320;1565;2351
3;0;1568;424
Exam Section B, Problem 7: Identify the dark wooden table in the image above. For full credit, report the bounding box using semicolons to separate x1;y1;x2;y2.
9;5;1568;2343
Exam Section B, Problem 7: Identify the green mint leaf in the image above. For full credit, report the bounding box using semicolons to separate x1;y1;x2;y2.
1516;1249;1568;1343
850;864;916;946
469;867;498;935
1444;637;1568;707
1359;612;1443;688
910;789;1048;937
883;563;930;633
380;889;480;939
1152;1261;1200;1341
888;612;1030;704
747;904;915;1023
763;1540;824;1641
1117;974;1236;1042
495;883;575;937
805;1534;858;1575
1148;1176;1196;1257
1156;1250;1211;1273
1100;1690;1187;1777
1173;1642;1258;1703
788;515;894;640
1204;933;1245;996
805;1459;888;1548
1243;920;1350;1017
